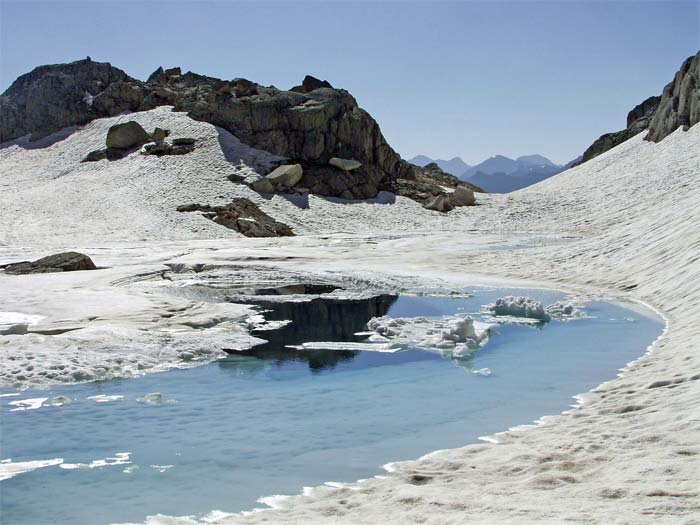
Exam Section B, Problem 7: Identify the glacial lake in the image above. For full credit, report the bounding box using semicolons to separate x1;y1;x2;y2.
0;288;664;525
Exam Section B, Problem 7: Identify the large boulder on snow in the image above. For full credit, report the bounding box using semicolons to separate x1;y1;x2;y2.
449;186;476;206
106;121;152;149
266;164;303;187
4;252;97;275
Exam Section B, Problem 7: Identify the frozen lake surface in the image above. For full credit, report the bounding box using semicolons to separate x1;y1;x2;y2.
0;288;663;525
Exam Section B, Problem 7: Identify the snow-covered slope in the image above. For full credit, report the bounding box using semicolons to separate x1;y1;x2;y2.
1;108;699;523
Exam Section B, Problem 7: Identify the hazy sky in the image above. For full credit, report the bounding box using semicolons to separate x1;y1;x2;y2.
1;1;698;164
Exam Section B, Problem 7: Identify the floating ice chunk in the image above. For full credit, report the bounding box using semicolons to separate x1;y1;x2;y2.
472;368;492;376
87;394;124;403
365;314;492;358
8;397;48;411
0;393;20;398
0;458;64;480
151;464;174;473
485;296;551;321
545;301;582;320
60;452;131;470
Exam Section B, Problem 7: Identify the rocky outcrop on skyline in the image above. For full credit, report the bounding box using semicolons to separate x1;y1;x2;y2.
579;51;699;164
647;52;700;142
0;59;414;199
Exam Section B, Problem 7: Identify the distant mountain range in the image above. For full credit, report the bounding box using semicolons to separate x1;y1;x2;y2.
407;156;472;178
408;153;579;193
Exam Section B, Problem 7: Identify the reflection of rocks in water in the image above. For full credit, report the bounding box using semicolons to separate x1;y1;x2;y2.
233;347;359;373
230;293;397;371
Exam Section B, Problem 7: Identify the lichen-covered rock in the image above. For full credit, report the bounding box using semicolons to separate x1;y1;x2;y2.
647;52;700;142
4;252;97;275
329;157;362;171
106;121;152;149
176;199;294;237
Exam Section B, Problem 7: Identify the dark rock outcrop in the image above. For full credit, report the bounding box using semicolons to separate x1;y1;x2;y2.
177;199;294;237
647;52;700;142
1;59;413;199
0;59;137;143
4;252;97;275
580;95;661;163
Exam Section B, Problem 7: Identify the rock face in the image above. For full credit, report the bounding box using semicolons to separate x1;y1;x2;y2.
0;58;136;142
177;199;294;237
647;52;700;142
266;164;303;187
4;252;97;275
0;59;413;199
579;52;699;164
106;121;152;149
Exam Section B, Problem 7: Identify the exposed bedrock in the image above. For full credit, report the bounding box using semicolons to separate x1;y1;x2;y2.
0;59;414;199
579;51;699;164
176;198;294;237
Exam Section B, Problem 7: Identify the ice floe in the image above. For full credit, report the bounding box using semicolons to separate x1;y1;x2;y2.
8;397;48;411
87;394;124;403
60;452;131;470
0;458;64;481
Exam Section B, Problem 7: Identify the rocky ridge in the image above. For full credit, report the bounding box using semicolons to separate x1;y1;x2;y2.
0;59;414;199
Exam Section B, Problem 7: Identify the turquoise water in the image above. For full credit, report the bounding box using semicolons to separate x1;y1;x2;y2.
0;289;663;525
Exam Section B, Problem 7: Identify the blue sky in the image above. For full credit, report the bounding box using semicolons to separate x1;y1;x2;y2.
1;1;698;164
